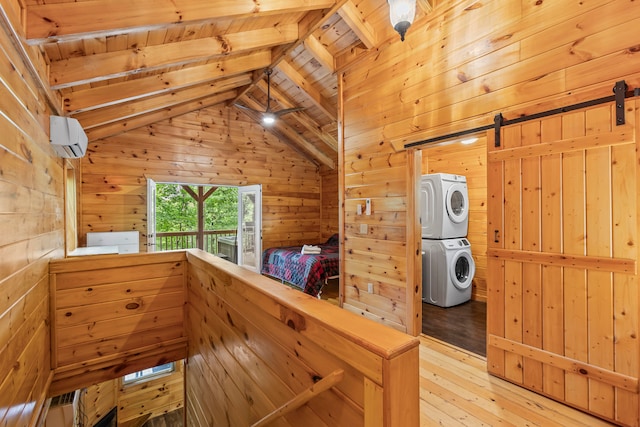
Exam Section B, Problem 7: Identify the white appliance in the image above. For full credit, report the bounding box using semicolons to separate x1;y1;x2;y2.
44;390;81;427
86;231;140;253
422;238;475;307
420;173;469;239
50;115;88;158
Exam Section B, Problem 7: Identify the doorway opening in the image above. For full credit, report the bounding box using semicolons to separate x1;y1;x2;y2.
418;135;487;356
146;180;262;272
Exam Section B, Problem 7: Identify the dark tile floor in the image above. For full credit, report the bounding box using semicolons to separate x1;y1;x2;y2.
422;299;487;357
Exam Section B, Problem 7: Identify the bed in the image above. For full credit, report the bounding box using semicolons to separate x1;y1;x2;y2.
261;234;339;297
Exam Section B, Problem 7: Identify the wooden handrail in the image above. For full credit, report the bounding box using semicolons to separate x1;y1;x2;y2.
251;369;344;427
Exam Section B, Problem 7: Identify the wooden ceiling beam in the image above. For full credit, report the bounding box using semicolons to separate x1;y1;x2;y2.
85;90;238;142
337;1;377;49
276;59;337;119
64;50;271;114
238;95;335;169
230;0;349;105
303;35;335;73
26;0;338;42
74;78;245;129
417;0;434;14
50;25;298;88
256;80;338;152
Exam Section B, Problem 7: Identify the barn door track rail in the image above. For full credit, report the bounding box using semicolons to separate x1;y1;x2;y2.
405;80;639;150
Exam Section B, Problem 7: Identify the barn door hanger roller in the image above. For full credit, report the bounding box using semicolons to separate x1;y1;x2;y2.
405;80;637;150
493;80;636;147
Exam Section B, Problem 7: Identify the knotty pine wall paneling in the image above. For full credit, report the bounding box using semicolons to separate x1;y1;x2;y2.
340;0;640;337
0;0;65;424
80;106;329;252
82;380;117;427
320;164;339;241
83;365;184;427
185;249;419;427
48;252;188;396
117;361;184;424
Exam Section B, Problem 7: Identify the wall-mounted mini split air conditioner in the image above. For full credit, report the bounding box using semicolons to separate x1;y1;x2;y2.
50;115;88;158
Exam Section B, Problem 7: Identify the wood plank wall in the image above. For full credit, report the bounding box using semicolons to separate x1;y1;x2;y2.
83;380;117;427
320;165;339;241
421;137;488;301
48;252;188;396
80;106;334;252
117;361;184;424
84;364;184;427
185;249;419;427
0;0;64;424
341;0;640;335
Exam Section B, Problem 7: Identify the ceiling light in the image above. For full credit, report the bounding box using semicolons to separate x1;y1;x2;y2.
388;0;416;42
262;113;275;126
234;68;305;126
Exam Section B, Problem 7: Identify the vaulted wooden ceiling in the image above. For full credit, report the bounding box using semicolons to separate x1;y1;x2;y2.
21;0;431;169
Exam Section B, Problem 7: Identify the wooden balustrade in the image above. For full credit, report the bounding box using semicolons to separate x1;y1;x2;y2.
186;249;420;426
48;249;419;425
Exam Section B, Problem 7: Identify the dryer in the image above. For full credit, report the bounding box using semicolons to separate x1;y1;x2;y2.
421;238;475;307
420;173;469;239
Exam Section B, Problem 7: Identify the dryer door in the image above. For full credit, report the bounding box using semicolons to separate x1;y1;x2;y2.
445;183;468;224
450;250;475;290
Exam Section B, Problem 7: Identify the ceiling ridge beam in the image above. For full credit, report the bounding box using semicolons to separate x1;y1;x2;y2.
303;35;336;73
230;0;350;105
276;59;337;119
26;0;337;42
50;24;298;89
337;0;377;49
256;80;337;152
64;50;271;114
238;95;335;169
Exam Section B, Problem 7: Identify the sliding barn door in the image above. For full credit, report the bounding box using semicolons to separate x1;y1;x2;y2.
487;100;639;425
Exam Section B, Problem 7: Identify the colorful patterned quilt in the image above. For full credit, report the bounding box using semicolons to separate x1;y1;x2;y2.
261;235;339;297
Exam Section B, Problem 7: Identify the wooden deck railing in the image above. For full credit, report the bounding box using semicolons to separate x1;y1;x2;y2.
155;229;236;254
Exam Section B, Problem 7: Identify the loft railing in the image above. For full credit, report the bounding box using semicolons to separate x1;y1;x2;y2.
155;229;236;254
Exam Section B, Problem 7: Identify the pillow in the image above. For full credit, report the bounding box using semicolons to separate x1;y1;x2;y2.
325;233;339;246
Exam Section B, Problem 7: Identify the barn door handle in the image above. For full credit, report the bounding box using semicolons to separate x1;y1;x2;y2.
494;230;500;243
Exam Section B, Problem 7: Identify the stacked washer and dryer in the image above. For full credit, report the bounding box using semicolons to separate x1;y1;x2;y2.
420;173;476;307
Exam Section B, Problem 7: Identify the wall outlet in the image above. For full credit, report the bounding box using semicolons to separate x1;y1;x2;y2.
365;198;371;215
367;283;373;293
359;223;368;234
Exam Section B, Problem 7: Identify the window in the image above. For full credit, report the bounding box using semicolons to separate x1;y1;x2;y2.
123;362;175;385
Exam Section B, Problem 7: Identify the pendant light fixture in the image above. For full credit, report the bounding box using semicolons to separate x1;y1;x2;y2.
388;0;416;41
234;68;305;126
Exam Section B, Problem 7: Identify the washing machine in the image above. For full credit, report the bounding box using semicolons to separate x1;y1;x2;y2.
420;173;469;239
422;238;475;307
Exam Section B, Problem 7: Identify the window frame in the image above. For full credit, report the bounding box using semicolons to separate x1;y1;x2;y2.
121;362;176;386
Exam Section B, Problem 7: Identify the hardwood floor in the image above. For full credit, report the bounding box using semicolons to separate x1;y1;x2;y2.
419;335;614;426
422;300;487;356
329;291;612;425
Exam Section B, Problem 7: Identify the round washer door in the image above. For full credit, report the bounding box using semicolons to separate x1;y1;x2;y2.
449;250;475;290
445;183;468;224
